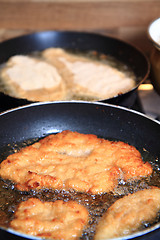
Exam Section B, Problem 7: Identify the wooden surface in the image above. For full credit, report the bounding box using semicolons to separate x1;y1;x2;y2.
0;0;159;55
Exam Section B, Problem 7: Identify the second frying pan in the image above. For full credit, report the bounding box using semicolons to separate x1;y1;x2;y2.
0;31;150;110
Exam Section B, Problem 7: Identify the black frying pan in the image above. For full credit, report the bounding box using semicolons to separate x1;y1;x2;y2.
0;31;150;110
0;101;160;240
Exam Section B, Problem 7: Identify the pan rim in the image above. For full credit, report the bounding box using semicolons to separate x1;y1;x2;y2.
1;221;160;240
0;100;159;125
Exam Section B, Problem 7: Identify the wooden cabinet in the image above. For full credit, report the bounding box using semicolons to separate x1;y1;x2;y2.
0;0;159;55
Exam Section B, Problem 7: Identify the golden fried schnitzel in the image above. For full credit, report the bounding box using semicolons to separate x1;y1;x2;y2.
94;188;160;239
10;198;88;240
0;130;152;194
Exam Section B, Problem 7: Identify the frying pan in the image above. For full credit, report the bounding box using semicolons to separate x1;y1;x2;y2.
0;31;150;110
0;101;160;240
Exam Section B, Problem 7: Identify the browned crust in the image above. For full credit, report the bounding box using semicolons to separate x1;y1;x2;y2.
0;130;152;194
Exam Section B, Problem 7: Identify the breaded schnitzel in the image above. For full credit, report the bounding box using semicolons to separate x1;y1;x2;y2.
0;130;152;194
10;198;89;240
94;188;160;239
0;55;67;101
42;48;135;100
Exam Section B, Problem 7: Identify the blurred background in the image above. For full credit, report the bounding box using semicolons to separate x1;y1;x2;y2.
0;0;159;55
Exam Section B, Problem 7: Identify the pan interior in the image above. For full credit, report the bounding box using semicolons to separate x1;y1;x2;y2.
0;101;159;240
0;47;136;102
0;134;160;240
0;31;150;110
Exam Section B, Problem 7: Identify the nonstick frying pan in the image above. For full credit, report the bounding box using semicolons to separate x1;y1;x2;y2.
0;101;160;240
0;31;150;110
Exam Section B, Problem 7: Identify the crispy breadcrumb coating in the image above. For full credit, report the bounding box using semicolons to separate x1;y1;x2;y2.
95;188;160;239
10;198;89;240
0;130;152;194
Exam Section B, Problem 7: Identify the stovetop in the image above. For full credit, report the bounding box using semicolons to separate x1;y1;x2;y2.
137;83;160;121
